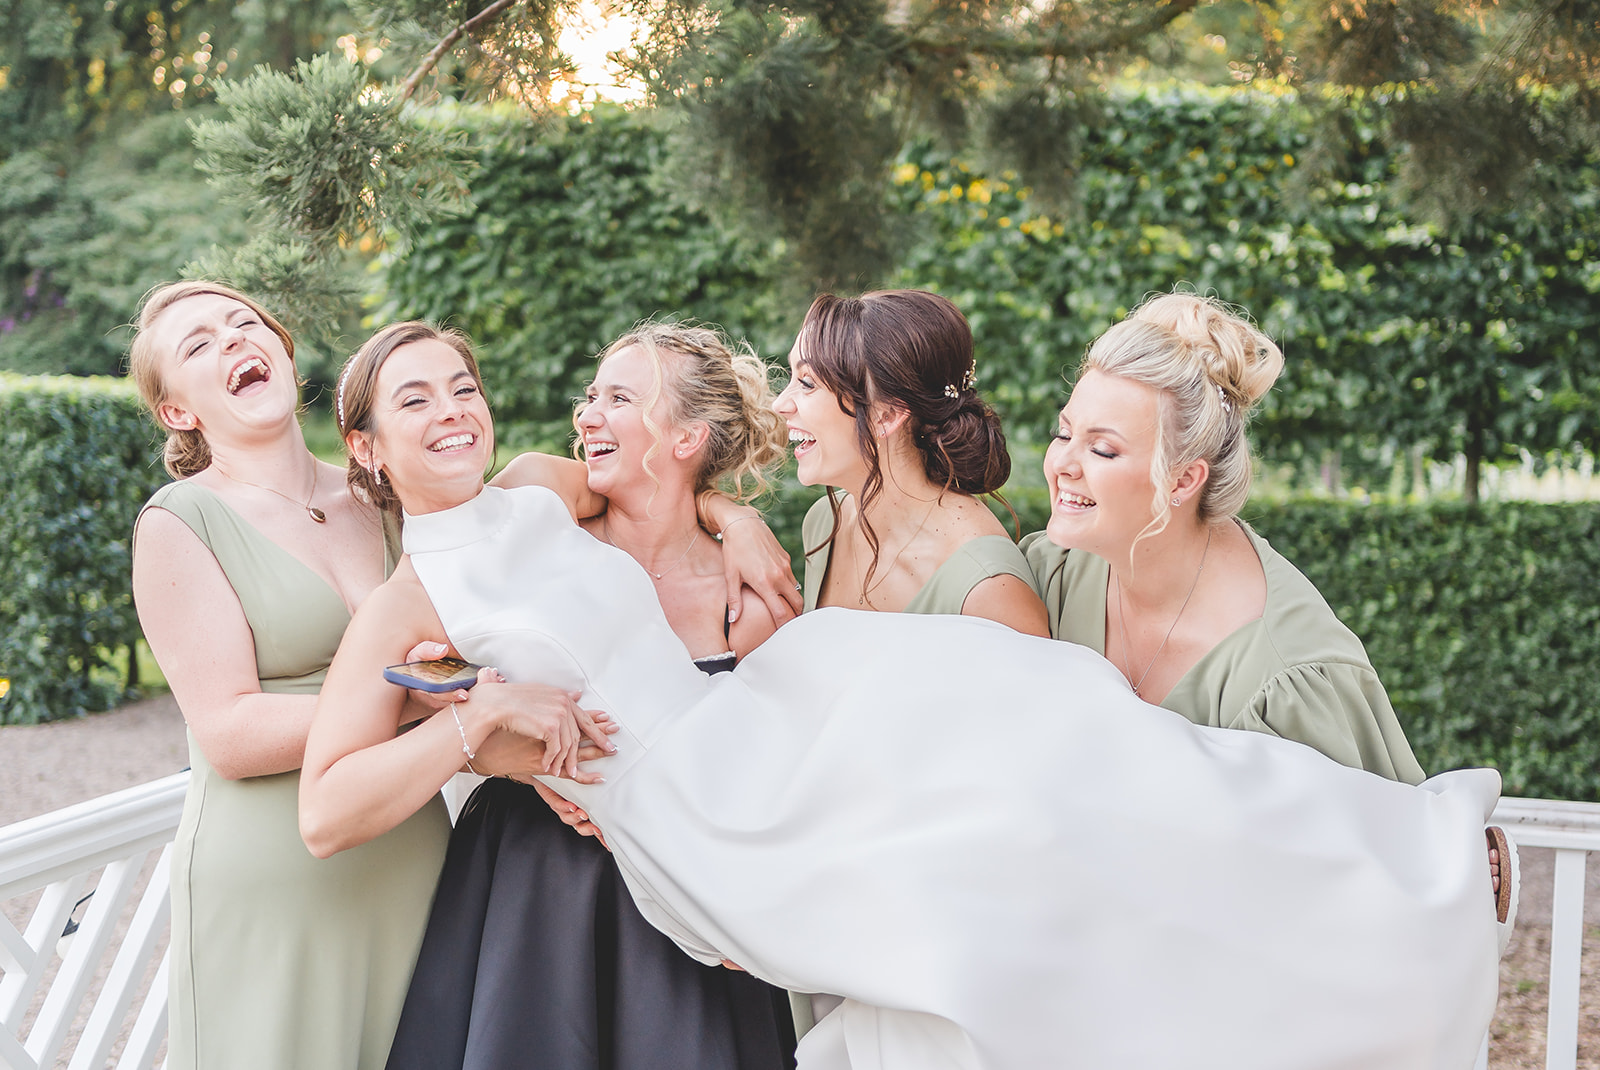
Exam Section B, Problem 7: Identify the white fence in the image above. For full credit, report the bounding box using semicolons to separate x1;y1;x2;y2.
1;779;1597;1070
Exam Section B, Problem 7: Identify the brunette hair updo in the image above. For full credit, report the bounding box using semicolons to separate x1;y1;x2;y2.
1082;291;1284;538
796;288;1010;495
588;321;786;503
335;321;487;514
128;281;297;479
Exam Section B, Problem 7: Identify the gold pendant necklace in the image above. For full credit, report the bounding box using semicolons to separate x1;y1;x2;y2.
213;456;326;523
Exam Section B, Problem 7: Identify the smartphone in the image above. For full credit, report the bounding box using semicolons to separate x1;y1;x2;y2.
383;657;482;693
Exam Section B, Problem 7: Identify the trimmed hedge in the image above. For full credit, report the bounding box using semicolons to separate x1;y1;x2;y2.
0;374;168;724
762;482;1600;801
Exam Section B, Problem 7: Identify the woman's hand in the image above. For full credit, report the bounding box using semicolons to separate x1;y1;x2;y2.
460;674;618;778
399;640;471;716
713;507;802;625
472;726;616;786
532;781;611;848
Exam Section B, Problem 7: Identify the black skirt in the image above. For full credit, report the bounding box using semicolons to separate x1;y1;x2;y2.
386;778;797;1069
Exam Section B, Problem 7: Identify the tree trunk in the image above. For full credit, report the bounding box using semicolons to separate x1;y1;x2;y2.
1464;421;1484;506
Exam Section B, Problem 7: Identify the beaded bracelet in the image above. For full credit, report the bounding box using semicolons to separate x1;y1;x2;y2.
449;703;480;775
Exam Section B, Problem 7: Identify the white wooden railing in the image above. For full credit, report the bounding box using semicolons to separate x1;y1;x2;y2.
0;773;184;1070
1;780;1597;1070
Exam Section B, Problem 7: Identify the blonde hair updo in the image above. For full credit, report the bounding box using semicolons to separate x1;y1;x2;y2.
1082;292;1283;536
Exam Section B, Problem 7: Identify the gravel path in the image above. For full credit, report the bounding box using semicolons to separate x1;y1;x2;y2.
0;695;1595;1067
0;693;188;826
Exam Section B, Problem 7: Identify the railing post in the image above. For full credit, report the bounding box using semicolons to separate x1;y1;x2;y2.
1545;847;1587;1070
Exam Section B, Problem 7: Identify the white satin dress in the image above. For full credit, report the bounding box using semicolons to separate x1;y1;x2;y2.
405;486;1502;1070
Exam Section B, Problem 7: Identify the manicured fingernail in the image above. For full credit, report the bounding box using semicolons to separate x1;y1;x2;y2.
727;606;739;623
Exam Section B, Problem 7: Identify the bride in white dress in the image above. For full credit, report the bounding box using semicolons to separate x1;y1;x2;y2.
302;323;1506;1070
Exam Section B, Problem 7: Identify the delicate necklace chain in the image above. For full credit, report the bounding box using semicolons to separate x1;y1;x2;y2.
1113;526;1212;697
212;455;326;523
603;514;699;580
856;500;938;608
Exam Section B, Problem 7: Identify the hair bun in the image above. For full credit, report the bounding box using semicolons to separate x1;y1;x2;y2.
1134;292;1283;415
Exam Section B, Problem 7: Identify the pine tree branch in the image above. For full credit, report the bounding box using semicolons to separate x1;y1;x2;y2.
400;0;524;101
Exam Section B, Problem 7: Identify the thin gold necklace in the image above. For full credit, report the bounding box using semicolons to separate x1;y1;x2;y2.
855;500;937;608
603;514;698;580
1113;526;1212;697
212;456;326;523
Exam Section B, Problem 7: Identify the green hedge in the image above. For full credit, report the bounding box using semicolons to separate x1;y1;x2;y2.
762;482;1600;801
0;374;168;724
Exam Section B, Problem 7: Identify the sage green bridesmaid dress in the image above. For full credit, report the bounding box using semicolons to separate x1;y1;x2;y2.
792;492;1035;1036
799;494;1035;615
141;480;451;1070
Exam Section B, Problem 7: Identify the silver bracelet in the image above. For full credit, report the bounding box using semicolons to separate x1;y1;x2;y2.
449;703;480;775
716;513;763;540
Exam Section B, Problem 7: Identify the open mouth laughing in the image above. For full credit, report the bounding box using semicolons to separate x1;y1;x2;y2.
226;357;270;395
584;439;618;461
788;428;817;457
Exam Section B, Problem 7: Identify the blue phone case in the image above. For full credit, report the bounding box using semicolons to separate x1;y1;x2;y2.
383;659;481;693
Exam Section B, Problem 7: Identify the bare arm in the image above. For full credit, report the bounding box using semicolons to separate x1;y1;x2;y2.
133;507;313;779
961;574;1052;638
299;563;613;857
698;491;802;624
492;452;605;521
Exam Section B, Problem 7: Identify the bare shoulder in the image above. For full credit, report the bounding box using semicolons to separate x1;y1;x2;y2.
961;573;1051;637
491;452;588;520
939;493;1010;540
349;559;435;635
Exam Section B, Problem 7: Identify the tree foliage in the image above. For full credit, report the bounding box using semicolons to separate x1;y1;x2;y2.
376;105;793;446
0;0;358;374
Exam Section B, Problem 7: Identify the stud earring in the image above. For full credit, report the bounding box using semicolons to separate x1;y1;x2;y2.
1171;496;1181;507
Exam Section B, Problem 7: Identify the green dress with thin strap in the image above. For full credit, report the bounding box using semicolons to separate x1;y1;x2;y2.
800;493;1035;614
1020;524;1425;785
792;492;1036;1037
141;480;452;1070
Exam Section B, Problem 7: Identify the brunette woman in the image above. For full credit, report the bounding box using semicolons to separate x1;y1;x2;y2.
777;290;1048;633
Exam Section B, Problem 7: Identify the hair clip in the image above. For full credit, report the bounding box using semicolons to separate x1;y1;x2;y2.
1217;383;1233;414
945;367;978;400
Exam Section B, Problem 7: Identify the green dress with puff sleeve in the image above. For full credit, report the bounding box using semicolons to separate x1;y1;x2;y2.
792;492;1037;1037
1020;523;1425;785
800;493;1035;615
141;480;452;1070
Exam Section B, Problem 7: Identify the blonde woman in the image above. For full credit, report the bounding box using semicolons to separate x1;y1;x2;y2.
1024;292;1425;782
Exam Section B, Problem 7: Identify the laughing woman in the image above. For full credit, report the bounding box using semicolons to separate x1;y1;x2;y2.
128;282;455;1070
778;290;1048;633
1021;292;1425;783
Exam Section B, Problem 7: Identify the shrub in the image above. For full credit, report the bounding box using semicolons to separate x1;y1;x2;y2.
0;374;167;723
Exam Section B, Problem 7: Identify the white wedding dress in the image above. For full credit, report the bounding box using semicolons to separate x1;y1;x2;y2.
405;486;1501;1070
